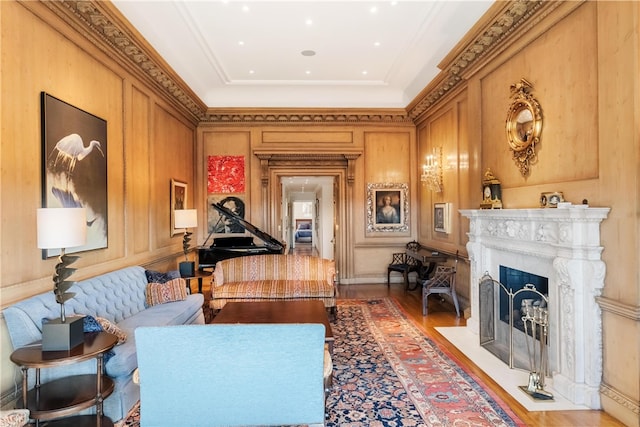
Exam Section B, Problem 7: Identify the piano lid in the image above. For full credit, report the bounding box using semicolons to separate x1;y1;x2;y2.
210;202;284;252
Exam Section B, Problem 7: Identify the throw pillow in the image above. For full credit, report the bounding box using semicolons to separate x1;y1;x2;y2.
0;409;30;427
96;317;127;345
83;315;103;333
146;278;188;306
144;269;180;284
82;315;115;363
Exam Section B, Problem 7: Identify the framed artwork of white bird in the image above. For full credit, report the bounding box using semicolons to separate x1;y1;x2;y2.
41;92;108;258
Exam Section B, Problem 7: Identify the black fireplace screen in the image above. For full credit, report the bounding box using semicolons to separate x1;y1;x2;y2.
479;268;549;371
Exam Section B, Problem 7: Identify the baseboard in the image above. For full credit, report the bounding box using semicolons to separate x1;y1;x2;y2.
600;382;640;427
0;386;19;410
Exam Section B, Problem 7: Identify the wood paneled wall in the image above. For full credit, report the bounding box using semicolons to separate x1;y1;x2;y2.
198;124;416;284
0;0;637;424
0;0;196;395
415;2;639;425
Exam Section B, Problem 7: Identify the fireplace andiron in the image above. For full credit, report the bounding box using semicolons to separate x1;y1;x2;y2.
519;300;554;400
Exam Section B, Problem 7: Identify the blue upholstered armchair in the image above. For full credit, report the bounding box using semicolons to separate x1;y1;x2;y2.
135;324;327;427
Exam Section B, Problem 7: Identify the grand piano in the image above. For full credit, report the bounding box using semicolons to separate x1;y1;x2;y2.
198;202;285;269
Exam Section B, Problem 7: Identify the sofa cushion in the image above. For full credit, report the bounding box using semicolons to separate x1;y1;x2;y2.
211;280;335;299
210;296;337;311
145;278;188;306
213;255;335;286
105;294;204;378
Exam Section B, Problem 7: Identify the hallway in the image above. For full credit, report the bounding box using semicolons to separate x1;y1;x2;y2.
289;242;318;257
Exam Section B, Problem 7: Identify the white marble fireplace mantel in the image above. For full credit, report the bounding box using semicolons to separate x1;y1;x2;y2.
460;207;610;409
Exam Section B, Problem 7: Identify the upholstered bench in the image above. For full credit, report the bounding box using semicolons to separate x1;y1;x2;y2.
209;254;337;317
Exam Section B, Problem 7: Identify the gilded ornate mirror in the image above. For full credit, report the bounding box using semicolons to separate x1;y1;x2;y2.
505;79;542;176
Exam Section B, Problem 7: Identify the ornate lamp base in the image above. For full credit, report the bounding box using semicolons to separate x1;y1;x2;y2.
42;316;84;351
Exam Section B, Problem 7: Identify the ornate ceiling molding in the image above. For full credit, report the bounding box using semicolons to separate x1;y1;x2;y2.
408;0;553;122
202;110;413;125
37;0;558;126
38;0;208;123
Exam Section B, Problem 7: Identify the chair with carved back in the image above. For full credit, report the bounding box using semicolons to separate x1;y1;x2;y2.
419;251;460;317
387;241;422;291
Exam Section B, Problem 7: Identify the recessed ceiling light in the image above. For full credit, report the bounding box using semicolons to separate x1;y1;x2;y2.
362;70;368;75
301;50;316;57
249;70;255;74
370;6;378;14
305;70;311;75
305;19;313;26
242;5;249;12
238;41;245;46
374;41;381;47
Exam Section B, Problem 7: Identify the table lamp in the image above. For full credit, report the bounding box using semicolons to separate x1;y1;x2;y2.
37;207;87;351
174;209;197;277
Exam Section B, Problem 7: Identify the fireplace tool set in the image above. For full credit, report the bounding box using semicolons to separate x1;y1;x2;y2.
519;299;554;400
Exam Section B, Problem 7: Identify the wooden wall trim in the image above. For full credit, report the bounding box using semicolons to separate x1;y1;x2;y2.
254;152;361;187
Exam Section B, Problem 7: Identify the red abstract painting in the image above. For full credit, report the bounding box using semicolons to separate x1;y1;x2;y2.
208;155;245;194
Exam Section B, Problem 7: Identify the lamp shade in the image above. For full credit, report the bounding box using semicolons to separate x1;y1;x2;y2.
174;209;197;229
37;208;87;249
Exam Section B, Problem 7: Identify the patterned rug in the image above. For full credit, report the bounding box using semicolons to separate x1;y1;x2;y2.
120;298;525;426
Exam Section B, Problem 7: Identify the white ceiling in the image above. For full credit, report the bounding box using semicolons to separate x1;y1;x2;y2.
111;1;493;109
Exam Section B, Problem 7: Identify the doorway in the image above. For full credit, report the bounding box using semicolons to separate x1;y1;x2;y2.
256;150;359;283
281;176;334;260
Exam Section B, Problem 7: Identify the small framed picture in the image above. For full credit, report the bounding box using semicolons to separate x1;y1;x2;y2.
171;179;187;236
540;191;564;208
434;203;451;234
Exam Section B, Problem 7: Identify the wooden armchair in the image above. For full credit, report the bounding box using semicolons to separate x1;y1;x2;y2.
387;241;422;290
419;253;460;317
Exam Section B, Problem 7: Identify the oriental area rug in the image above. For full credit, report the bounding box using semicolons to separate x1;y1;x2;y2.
119;298;525;427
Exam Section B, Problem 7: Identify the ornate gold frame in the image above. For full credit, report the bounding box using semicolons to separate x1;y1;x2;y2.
366;182;409;233
505;79;543;176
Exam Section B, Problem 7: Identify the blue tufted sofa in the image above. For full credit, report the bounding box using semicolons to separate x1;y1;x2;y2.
3;265;205;422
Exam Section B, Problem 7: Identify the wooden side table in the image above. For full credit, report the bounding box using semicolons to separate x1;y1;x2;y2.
182;269;212;294
10;332;118;427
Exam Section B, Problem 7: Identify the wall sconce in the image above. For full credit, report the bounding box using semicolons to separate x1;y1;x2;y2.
37;207;87;350
174;209;197;277
421;146;443;193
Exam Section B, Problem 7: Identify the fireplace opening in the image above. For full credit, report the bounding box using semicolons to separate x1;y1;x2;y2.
499;266;548;335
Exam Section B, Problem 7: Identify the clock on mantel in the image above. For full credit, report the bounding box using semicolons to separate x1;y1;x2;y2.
480;168;502;209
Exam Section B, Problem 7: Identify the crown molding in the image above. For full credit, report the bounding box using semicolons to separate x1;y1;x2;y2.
407;0;556;122
34;0;561;126
202;109;413;126
36;0;208;123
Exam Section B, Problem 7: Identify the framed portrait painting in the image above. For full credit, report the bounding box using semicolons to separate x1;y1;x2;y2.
366;183;409;232
171;179;187;236
41;92;108;258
